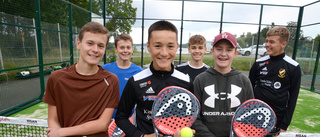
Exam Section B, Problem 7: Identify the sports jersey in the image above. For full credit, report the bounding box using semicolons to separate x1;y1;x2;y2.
102;61;143;118
43;64;119;137
191;67;254;137
102;61;143;97
249;53;301;130
175;61;210;81
115;62;193;137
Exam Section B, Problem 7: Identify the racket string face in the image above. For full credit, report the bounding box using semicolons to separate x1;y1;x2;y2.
232;99;276;137
152;86;200;135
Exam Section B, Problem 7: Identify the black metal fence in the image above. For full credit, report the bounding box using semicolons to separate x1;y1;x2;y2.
0;0;319;116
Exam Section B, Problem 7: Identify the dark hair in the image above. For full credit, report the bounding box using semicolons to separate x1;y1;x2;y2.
148;20;178;42
115;34;133;48
78;22;110;44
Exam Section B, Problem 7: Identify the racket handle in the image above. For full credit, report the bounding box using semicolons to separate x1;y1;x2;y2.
154;127;160;137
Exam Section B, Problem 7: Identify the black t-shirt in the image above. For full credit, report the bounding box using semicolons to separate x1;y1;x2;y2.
175;61;209;81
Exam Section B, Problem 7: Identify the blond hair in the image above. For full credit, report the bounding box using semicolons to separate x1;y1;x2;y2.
266;26;290;43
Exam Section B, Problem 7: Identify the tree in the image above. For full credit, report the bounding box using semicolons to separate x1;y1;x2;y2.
260;26;270;39
105;0;137;36
315;34;320;42
286;21;303;41
67;0;137;38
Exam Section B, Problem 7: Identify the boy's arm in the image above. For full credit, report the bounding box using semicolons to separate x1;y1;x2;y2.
191;77;215;137
47;106;113;137
278;65;301;130
248;63;257;89
47;104;61;129
115;81;143;137
243;75;255;100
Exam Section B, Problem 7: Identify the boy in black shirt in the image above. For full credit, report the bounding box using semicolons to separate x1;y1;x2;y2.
249;26;301;132
176;34;209;81
115;20;193;137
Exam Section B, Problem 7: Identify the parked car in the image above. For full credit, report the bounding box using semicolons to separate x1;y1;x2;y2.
237;44;243;52
239;44;267;56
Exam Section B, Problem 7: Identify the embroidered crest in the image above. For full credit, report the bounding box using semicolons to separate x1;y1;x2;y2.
278;68;286;78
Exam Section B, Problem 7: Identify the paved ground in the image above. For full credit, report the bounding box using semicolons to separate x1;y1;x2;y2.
0;75;50;114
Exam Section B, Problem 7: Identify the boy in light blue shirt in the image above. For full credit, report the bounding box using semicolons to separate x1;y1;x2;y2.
102;34;143;118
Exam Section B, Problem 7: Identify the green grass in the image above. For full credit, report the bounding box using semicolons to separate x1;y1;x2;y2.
9;103;48;120
287;89;320;133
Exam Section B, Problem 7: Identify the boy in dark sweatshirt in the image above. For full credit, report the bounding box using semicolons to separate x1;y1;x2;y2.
191;32;254;137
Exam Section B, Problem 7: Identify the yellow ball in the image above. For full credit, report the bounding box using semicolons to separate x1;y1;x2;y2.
180;127;193;137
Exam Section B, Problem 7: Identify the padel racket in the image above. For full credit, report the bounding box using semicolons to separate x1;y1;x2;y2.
151;86;200;137
230;99;276;137
108;116;134;137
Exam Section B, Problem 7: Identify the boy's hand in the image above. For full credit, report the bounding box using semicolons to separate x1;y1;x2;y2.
47;127;65;137
143;133;163;137
174;128;196;137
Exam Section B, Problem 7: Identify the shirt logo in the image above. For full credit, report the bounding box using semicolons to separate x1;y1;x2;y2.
262;67;267;71
143;95;157;101
104;78;109;86
139;82;147;88
222;33;228;38
259;62;265;67
146;87;155;93
278;68;286;78
260;67;268;75
204;84;242;108
274;81;281;89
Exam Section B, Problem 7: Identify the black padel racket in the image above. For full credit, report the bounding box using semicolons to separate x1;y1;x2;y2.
108;116;134;137
151;86;200;137
230;99;277;137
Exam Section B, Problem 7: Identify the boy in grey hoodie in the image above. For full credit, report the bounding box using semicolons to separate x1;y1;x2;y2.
191;32;254;137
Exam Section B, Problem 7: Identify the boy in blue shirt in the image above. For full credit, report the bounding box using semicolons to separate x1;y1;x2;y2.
103;34;143;118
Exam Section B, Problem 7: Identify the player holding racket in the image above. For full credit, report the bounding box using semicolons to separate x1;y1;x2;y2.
115;20;193;137
191;32;254;136
43;22;119;136
249;26;301;133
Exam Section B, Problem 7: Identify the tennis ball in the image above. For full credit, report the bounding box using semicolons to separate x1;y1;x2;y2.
180;127;193;137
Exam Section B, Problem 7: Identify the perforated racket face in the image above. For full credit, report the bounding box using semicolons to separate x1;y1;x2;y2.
152;86;200;135
232;99;276;137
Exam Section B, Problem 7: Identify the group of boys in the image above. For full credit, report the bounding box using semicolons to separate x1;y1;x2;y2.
42;20;301;137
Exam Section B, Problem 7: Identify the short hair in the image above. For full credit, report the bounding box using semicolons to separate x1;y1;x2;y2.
189;35;206;46
266;26;290;43
148;20;178;42
78;22;110;43
115;34;133;48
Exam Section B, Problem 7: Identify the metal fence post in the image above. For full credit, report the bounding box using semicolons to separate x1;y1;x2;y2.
35;0;45;100
311;41;320;91
293;7;304;60
69;4;74;65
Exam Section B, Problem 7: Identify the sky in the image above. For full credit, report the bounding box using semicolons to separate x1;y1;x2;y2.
94;0;320;44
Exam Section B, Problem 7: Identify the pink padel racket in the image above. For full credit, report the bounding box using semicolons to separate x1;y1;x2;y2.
108;116;134;137
230;99;277;137
151;86;200;137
